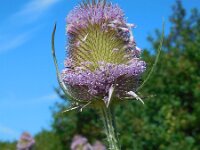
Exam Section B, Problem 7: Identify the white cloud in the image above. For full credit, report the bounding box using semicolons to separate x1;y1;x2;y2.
0;0;61;53
11;0;61;23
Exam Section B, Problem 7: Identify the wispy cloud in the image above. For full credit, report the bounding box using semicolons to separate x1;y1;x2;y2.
10;0;61;23
0;33;28;53
0;0;61;54
0;124;19;138
34;93;59;104
0;93;59;140
0;32;30;53
0;26;40;53
0;93;59;109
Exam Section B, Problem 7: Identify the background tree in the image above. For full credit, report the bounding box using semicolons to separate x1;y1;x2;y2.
0;141;16;150
117;1;200;149
34;130;63;150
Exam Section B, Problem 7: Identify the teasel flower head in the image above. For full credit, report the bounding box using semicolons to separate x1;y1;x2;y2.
71;135;93;150
17;132;35;150
52;0;147;111
70;135;106;150
92;141;106;150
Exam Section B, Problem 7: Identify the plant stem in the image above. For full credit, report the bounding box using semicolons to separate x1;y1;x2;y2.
100;105;120;150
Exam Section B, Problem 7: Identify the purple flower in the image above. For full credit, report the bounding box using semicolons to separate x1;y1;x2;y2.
92;141;106;150
71;135;93;150
17;132;35;150
71;135;106;150
62;60;145;101
67;2;124;32
61;0;146;108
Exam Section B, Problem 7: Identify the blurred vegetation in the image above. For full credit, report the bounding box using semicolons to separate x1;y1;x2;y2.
0;141;16;149
34;130;63;150
1;1;200;149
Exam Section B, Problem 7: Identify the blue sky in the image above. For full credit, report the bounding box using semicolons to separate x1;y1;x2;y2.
0;0;199;141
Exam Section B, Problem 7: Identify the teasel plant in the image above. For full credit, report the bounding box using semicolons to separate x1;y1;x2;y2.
52;0;164;149
17;132;35;150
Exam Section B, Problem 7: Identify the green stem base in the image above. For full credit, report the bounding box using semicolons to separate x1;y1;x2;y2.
100;105;120;150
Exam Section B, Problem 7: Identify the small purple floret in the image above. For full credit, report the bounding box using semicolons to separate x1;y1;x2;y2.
67;3;125;32
62;60;146;100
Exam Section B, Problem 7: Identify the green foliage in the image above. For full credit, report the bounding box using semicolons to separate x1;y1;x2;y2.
0;141;16;150
34;130;63;150
117;1;200;149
